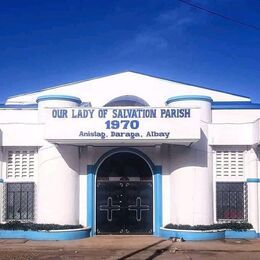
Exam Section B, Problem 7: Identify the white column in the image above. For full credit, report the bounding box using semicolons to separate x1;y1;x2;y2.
79;146;95;226
168;96;213;225
36;94;81;225
161;144;171;226
0;148;3;223
247;148;259;233
36;144;80;225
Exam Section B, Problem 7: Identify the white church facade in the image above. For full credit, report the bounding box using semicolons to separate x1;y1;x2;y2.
0;71;259;237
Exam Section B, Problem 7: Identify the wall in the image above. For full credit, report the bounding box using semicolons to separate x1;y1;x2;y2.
209;119;260;146
212;109;260;123
0;109;38;123
0;109;43;147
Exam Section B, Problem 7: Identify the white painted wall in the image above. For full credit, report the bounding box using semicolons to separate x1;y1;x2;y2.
209;119;260;146
0;109;38;123
0;124;44;146
213;109;260;123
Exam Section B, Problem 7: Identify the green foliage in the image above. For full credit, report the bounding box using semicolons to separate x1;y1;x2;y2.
0;221;83;231
164;222;253;231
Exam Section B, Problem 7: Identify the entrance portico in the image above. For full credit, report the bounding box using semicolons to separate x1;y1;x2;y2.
87;148;162;236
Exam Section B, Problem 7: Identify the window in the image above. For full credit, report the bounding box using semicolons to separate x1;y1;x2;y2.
6;149;36;179
215;150;244;178
216;182;247;221
104;95;149;107
4;182;35;221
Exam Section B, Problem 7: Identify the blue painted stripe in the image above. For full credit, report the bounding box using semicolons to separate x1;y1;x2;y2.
212;101;260;110
213;101;252;105
0;104;38;109
166;95;213;105
36;95;82;104
0;228;91;240
225;230;257;239
87;165;95;236
160;228;257;241
160;228;225;240
154;166;162;236
247;178;260;183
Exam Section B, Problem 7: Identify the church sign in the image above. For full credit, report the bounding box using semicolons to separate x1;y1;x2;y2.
44;107;200;143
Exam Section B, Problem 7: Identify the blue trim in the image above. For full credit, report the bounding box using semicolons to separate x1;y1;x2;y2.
166;95;213;105
160;228;225;241
154;166;162;236
0;104;38;109
87;165;95;236
0;179;3;183
160;228;257;241
247;178;260;183
36;95;82;104
213;101;252;105
212;101;260;110
0;228;91;240
225;230;257;239
87;148;162;237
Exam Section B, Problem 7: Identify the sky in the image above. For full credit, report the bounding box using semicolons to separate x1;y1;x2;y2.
0;0;260;103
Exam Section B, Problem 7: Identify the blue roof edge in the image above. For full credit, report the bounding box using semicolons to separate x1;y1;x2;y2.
0;100;260;110
212;101;260;110
0;104;38;109
127;70;251;100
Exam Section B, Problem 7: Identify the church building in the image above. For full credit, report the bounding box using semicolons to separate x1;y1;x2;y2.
0;71;259;237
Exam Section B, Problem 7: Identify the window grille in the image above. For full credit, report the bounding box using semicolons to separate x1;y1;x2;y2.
216;182;247;221
3;182;35;221
215;151;244;178
7;150;36;179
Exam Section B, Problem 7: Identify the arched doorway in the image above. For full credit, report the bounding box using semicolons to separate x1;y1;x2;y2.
96;152;153;234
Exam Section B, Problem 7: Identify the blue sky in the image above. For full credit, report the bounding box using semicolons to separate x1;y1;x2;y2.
0;0;260;103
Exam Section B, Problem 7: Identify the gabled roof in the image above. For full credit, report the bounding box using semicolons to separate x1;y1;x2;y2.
6;71;251;106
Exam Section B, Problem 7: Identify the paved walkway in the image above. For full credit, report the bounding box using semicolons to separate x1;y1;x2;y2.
0;236;260;259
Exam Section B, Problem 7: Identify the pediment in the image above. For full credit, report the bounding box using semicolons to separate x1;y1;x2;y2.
6;71;250;106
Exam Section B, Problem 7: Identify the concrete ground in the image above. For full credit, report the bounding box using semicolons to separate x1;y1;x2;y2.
0;236;260;259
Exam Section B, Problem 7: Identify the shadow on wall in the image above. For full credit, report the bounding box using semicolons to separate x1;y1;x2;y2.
256;146;260;161
57;144;80;173
170;129;209;172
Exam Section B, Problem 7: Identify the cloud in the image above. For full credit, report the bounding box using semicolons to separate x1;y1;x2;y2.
156;5;205;29
118;3;208;56
134;32;168;50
